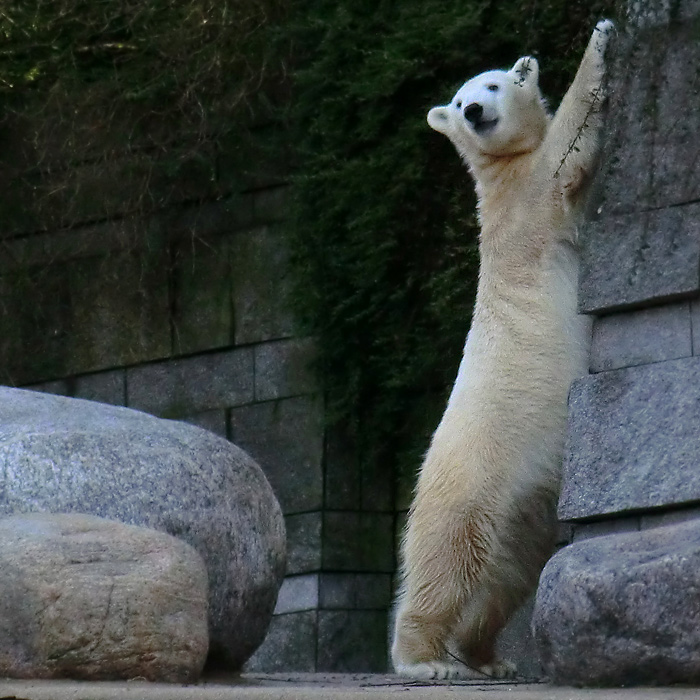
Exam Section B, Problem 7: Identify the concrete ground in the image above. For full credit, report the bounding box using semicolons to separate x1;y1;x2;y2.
0;674;699;700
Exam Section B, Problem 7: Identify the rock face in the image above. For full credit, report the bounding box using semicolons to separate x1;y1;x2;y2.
0;387;286;669
0;513;208;682
533;521;700;686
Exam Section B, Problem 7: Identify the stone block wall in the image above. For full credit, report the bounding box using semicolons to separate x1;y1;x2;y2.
533;0;700;685
0;125;393;671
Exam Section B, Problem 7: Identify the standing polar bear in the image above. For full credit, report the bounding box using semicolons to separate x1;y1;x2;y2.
392;20;615;680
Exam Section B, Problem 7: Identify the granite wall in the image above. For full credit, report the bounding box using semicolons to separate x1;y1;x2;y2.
533;0;700;685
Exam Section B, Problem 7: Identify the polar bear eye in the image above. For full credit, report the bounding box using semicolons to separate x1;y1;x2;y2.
456;100;462;108
487;84;499;92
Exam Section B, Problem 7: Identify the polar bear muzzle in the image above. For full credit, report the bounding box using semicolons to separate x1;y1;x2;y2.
463;103;499;134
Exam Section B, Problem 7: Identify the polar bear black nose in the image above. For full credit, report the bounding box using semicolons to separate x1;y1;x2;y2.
464;103;483;124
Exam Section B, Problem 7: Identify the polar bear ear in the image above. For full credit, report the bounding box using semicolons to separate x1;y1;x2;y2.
427;106;451;135
511;56;539;87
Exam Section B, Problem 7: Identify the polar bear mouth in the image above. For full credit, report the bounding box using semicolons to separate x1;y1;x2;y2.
473;118;499;135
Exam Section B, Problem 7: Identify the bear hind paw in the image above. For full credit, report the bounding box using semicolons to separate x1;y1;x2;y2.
394;660;473;680
478;658;518;679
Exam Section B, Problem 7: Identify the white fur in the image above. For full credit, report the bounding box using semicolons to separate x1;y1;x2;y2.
392;21;614;679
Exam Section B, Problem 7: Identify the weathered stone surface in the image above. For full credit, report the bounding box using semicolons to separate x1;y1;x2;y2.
285;512;322;575
0;387;286;669
254;338;319;402
318;573;392;610
589;303;692;373
560;357;700;520
317;610;388;672
74;370;127;406
171;239;233;355
231;226;295;345
533;520;700;686
0;513;208;682
126;348;254;417
579;205;700;314
230;396;324;515
322;512;394;572
597;20;700;217
274;574;319;614
578;13;700;315
244;611;317;673
496;595;542;681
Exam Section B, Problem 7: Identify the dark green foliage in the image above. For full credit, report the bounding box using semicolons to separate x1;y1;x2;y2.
283;0;620;497
0;0;286;234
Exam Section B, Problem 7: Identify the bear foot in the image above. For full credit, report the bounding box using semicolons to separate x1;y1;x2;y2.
394;660;473;680
394;658;517;680
477;658;518;679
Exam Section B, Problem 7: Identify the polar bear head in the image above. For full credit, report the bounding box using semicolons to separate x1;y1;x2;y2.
428;57;549;161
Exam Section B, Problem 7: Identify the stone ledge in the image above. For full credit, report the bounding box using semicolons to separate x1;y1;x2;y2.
560;356;700;520
579;204;700;315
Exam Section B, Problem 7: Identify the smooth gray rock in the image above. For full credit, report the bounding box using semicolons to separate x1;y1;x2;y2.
560;357;700;520
579;205;700;315
0;387;286;669
533;520;700;686
589;303;692;373
0;513;208;682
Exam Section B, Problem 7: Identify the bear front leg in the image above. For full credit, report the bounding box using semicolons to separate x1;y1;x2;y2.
544;19;615;188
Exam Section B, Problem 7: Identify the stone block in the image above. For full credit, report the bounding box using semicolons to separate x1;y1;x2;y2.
640;505;700;531
169;195;255;239
361;455;393;512
230;396;324;514
589;303;692;373
572;517;640;543
322;512;394;573
180;410;228;438
597;21;700;217
274;574;319;614
533;520;700;685
127;348;254;417
317;611;388;672
231;226;295;345
496;595;542;681
25;380;70;396
73;370;126;406
285;512;322;575
579;204;700;315
0;265;72;385
560;357;700;520
324;422;361;510
626;0;700;27
319;573;392;610
254;338;319;401
67;253;171;373
244;611;317;673
691;298;700;354
252;185;289;225
171;239;233;355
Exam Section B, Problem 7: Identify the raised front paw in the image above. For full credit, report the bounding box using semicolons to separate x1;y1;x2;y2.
593;19;616;55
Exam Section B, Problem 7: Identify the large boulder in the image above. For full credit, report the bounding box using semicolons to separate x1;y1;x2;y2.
533;519;700;686
0;387;286;669
0;513;208;682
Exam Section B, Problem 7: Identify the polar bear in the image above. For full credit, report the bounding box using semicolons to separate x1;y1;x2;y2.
392;20;614;680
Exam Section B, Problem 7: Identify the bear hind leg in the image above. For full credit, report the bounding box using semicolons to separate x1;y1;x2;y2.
392;509;494;679
452;590;518;679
